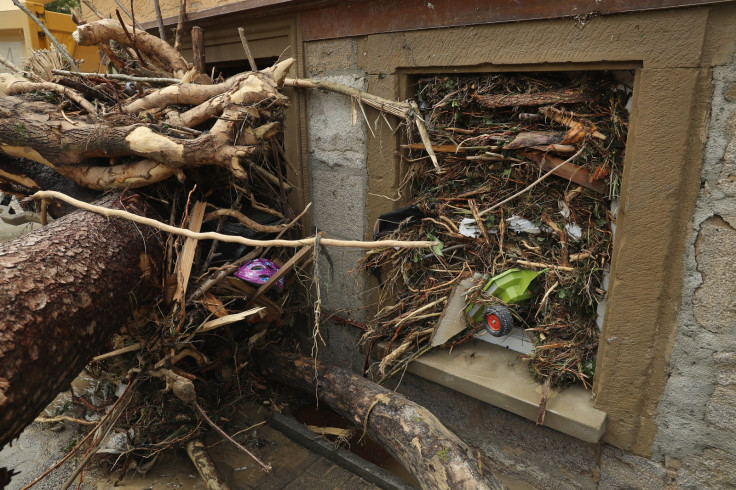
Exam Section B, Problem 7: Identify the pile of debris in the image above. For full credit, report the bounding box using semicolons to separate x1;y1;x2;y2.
364;71;630;395
0;8;494;487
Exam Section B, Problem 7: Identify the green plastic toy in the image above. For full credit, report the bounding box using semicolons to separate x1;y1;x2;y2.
466;268;546;337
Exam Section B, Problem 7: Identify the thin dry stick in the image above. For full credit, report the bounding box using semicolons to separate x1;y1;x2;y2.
59;382;136;490
35;415;97;426
151;0;168;43
187;201;312;302
174;0;187;51
284;77;438;171
22;375;141;490
92;342;142;362
80;0;104;19
479;145;585;217
52;69;180;84
393;296;447;327
409;100;440;171
116;10;149;69
516;259;574;272
0;53;20;73
11;0;80;73
32;191;439;250
113;0;145;30
203;208;287;233
237;27;257;72
194;401;271;472
8;80;97;115
207;421;267;448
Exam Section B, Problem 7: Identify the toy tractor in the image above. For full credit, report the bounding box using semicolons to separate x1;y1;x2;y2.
465;268;545;337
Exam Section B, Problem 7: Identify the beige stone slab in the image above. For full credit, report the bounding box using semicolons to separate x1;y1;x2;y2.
407;342;606;443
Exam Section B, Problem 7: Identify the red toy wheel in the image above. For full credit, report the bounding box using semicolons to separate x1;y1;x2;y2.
483;305;513;337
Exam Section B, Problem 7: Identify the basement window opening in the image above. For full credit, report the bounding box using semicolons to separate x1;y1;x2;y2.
364;69;633;439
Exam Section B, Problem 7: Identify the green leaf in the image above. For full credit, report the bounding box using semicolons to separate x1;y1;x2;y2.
427;233;444;257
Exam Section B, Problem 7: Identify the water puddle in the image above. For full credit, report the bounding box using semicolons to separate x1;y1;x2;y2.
292;403;419;487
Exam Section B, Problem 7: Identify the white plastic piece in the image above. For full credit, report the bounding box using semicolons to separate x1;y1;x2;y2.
474;327;534;355
566;223;583;241
459;217;482;238
506;215;541;234
558;200;571;218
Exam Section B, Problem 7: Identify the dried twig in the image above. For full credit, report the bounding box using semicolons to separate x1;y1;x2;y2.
52;69;180;84
478;145;585;216
237;27;258;72
0;53;20;73
194;401;271;472
112;0;145;31
34;415;97;426
32;191;440;250
151;0;168;43
80;0;104;20
174;0;187;52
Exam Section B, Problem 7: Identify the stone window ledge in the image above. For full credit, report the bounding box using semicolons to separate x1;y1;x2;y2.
402;341;606;443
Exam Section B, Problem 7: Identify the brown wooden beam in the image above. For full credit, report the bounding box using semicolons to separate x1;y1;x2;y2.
141;0;728;41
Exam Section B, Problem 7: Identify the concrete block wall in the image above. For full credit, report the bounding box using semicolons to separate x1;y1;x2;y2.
305;39;370;370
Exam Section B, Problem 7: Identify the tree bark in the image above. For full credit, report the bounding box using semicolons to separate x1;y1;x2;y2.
473;88;597;109
0;96;256;186
0;193;163;449
255;349;504;490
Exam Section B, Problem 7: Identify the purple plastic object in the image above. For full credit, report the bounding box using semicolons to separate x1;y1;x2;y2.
234;258;285;290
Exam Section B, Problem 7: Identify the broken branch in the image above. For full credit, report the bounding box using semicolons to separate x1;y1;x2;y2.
479;145;585;216
32;191;440;250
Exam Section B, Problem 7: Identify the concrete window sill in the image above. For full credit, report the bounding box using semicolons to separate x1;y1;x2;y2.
404;341;606;443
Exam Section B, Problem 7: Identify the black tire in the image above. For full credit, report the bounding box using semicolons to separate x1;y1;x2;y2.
483;305;514;337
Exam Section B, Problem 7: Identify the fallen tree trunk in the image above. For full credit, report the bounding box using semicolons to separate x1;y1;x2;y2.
255;349;504;490
0;156;101;217
0;193;163;449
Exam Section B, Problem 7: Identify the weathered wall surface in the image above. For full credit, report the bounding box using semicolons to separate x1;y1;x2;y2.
302;4;736;488
646;42;736;486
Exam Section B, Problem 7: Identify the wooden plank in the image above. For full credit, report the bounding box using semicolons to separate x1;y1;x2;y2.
406;342;607;443
173;201;207;305
143;0;728;38
196;307;265;333
191;26;206;74
429;277;474;347
521;150;607;194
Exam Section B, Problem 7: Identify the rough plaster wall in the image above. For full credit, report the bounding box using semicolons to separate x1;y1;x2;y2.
305;39;368;371
646;38;736;484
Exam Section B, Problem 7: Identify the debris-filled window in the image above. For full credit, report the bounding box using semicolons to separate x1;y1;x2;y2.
364;71;631;391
